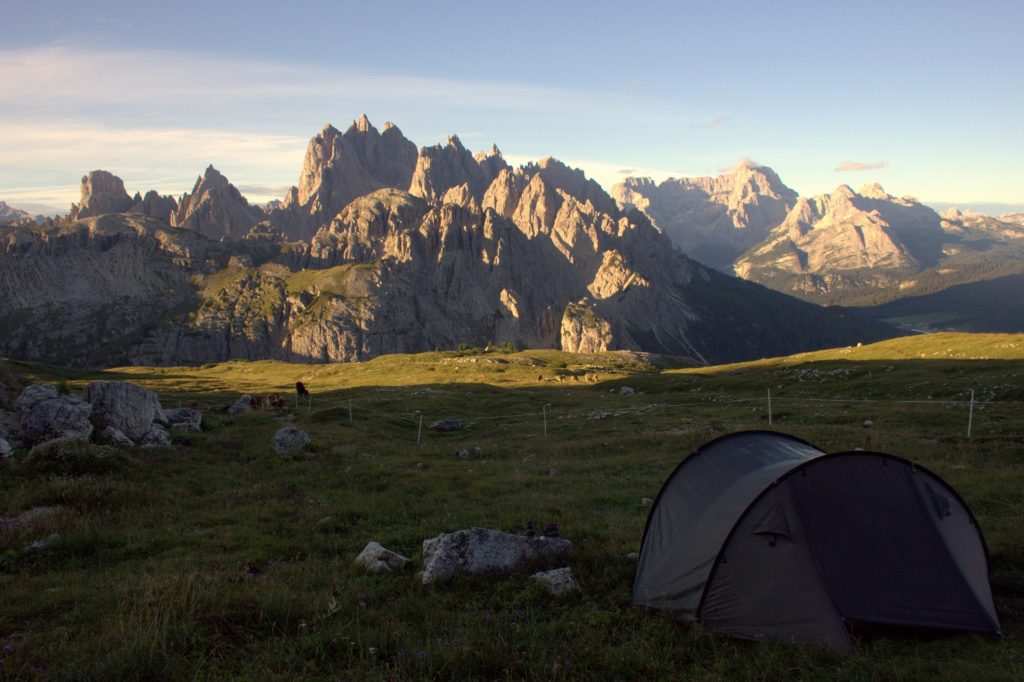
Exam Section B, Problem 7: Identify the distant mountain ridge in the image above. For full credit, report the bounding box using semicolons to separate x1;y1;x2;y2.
0;116;894;367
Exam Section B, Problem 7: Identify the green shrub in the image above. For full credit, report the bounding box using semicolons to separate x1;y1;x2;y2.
19;438;135;476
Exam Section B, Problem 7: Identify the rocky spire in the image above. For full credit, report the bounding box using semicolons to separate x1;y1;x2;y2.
171;165;260;240
70;170;134;220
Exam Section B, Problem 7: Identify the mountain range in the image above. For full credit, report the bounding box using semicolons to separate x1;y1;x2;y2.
0;116;896;368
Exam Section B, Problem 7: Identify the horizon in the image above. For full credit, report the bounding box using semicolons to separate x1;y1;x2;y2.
2;2;1022;216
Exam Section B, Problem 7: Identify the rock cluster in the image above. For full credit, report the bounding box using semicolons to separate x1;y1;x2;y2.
15;384;94;446
83;381;167;441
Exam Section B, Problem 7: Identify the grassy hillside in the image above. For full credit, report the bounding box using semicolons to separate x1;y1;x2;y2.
1;334;1022;679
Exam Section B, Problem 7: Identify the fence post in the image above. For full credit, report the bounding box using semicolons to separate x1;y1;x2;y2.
767;388;773;426
967;389;974;438
348;400;353;425
417;414;424;445
543;404;549;438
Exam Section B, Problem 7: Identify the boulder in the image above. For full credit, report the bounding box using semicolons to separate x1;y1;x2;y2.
272;427;310;455
355;541;411;574
102;425;134;447
83;381;167;441
0;506;63;534
429;416;462;432
0;435;11;459
228;394;253;415
140;424;171;447
420;527;572;584
530;567;579;595
25;533;61;552
15;384;94;446
165;407;202;432
619;386;636;396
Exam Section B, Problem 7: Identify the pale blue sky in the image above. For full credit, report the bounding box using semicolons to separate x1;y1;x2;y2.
2;1;1022;215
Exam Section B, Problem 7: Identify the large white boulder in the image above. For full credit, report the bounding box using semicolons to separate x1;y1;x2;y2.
421;527;571;585
83;381;167;441
15;384;94;446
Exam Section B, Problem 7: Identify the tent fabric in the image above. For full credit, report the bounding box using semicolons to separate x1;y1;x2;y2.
633;431;1002;651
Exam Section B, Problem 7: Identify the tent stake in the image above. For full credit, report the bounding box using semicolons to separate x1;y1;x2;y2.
767;388;772;426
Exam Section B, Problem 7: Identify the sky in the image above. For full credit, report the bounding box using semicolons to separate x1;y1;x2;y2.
2;1;1022;216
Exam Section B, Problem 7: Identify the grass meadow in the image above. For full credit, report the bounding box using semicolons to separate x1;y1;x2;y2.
1;333;1022;679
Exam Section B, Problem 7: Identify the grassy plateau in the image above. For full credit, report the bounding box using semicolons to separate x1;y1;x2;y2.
1;332;1022;680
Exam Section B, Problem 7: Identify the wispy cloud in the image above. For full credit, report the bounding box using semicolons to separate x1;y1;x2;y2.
692;115;730;129
717;157;761;173
835;160;889;172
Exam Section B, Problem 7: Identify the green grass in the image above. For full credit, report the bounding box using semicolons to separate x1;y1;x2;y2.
1;333;1022;679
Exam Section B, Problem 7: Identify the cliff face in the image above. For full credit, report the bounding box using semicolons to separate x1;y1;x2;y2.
613;163;798;270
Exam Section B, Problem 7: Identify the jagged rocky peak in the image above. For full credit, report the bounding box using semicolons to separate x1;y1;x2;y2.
0;201;34;225
522;157;619;217
171;164;261;241
858;182;891;200
409;134;493;204
70;170;134;220
292;114;418;230
129;190;178;224
482;168;529;219
610;162;797;271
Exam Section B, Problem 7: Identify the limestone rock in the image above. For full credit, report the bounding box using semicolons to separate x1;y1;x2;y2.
141;424;171;447
0;435;11;459
355;541;411;574
84;381;167;441
165;407;202;432
15;384;94;446
228;395;253;415
0;506;63;534
25;533;61;552
529;567;579;595
272;427;310;455
560;300;613;353
409;135;495;204
0;201;34;225
70;170;134;220
420;527;572;584
102;425;134;447
429;417;462;432
130;189;178;224
171;165;261;240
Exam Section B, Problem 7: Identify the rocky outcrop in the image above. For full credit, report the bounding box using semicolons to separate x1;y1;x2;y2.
355;541;411;574
130;190;178;224
69;170;134;220
83;381;167;441
409;135;498;203
165;408;202;432
420;527;572;584
280;116;418;240
15;385;94;446
172;166;262;240
613;163;797;270
560;300;613;353
272;427;310;454
0;201;34;225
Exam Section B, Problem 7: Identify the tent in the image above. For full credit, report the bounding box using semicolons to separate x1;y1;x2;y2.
632;430;1002;652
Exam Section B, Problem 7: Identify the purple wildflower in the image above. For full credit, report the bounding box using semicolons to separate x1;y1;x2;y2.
416;650;427;660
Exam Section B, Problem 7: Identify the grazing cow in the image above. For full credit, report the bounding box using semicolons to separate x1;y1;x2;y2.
296;382;309;398
266;393;285;410
249;394;265;409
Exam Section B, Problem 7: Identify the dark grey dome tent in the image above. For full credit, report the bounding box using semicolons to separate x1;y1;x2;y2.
633;431;1001;652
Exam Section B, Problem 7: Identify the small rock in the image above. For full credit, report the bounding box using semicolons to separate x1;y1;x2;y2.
430;416;462;432
626;552;640;560
456;448;472;460
102;425;134;447
228;394;253;415
355;541;411;574
165;407;202;432
420;527;572;584
316;516;333;526
25;533;61;552
641;497;654;507
522;453;537;463
0;435;12;459
530;567;579;595
863;419;874;428
141;424;171;448
619;386;635;396
473;446;482;456
272;427;310;455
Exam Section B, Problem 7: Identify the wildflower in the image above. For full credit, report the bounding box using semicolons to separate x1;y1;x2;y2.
416;650;427;660
1;646;11;654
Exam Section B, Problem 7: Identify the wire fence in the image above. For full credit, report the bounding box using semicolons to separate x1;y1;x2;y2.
281;387;1022;444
